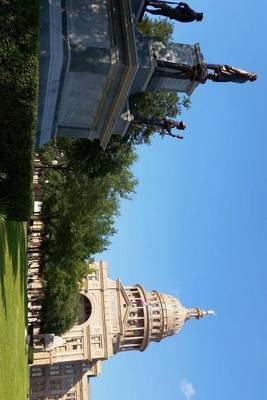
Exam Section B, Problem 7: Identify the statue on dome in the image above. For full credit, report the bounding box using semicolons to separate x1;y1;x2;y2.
155;60;257;84
145;1;203;23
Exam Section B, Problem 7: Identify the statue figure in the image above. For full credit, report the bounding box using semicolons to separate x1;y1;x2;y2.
133;114;186;139
206;64;257;83
155;60;257;84
145;1;203;23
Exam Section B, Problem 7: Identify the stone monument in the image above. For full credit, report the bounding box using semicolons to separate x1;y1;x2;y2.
37;0;204;148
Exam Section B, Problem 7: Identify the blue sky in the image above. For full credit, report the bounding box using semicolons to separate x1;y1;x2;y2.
90;1;267;399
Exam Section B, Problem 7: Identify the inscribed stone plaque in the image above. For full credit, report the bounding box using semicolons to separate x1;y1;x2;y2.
58;71;106;127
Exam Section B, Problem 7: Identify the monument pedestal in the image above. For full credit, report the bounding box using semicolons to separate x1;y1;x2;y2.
38;0;139;148
37;0;203;148
148;43;205;95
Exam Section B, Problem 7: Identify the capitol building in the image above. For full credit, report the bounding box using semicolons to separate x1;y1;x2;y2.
30;261;212;400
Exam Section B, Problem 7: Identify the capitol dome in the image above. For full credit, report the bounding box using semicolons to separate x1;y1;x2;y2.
115;284;213;353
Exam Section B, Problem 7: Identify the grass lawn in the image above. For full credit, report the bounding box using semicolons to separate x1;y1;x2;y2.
0;220;28;400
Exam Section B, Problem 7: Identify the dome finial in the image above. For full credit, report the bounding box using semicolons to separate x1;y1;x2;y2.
206;309;216;316
186;307;216;320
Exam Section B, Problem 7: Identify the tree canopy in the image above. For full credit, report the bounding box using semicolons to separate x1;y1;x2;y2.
40;137;137;334
137;16;174;44
0;0;39;220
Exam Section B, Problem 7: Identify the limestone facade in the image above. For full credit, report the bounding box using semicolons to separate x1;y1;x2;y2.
30;260;210;400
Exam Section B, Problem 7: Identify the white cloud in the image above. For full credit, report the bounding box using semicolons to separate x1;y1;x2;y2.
180;379;196;400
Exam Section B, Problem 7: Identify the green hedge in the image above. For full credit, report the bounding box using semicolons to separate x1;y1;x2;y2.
0;1;39;220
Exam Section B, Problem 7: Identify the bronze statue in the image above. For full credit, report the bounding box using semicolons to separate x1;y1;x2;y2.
155;60;257;84
145;1;203;23
133;114;186;139
206;64;257;83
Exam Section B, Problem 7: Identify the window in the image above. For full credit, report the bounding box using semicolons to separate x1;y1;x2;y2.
66;337;82;344
129;311;136;317
91;335;100;342
50;364;60;375
91;335;101;349
31;366;43;377
82;363;90;372
125;330;135;337
56;345;67;352
50;379;61;392
88;270;98;281
72;344;82;350
31;382;45;392
67;393;77;399
64;377;75;389
64;364;75;375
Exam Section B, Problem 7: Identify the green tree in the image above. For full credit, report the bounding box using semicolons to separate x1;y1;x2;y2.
0;0;39;220
41;267;80;335
0;173;7;221
39;137;137;334
137;16;174;44
50;137;136;178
